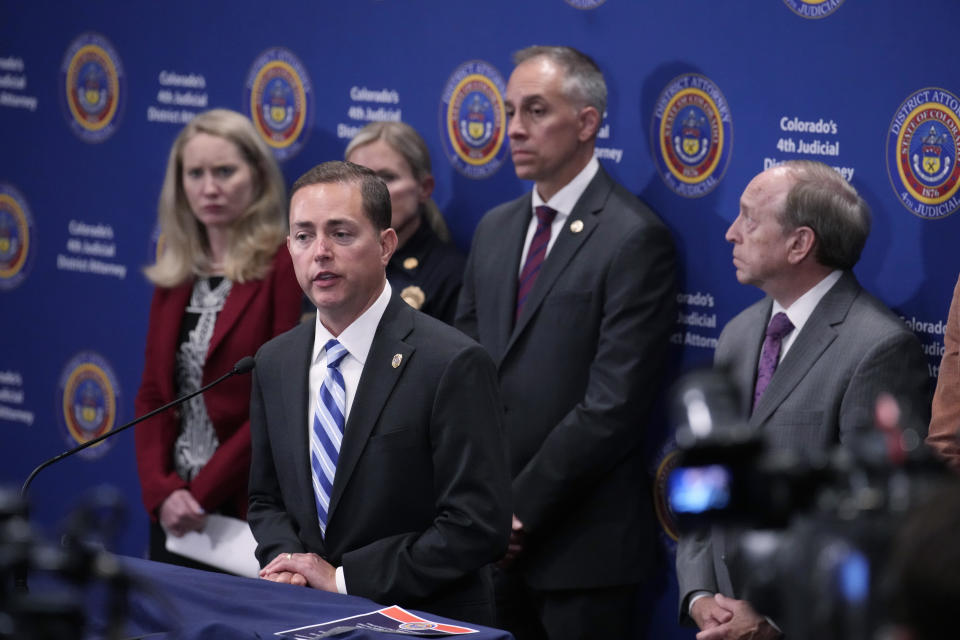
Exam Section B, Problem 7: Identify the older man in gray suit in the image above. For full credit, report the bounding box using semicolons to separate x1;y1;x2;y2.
676;160;930;640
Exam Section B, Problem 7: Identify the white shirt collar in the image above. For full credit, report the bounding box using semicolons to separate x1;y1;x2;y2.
312;280;392;367
772;270;843;356
531;156;599;216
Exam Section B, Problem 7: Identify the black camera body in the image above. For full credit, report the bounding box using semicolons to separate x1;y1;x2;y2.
0;487;130;640
668;368;947;639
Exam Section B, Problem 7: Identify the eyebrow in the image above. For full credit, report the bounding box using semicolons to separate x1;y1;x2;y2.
322;217;355;228
505;93;546;109
518;94;545;108
291;217;356;230
184;160;236;168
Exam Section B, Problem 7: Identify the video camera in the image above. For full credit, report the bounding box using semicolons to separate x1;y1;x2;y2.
0;487;132;640
667;368;947;640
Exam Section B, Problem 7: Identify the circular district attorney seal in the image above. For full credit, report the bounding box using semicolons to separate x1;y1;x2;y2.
60;32;125;143
0;183;35;291
439;60;508;179
651;73;733;198
245;47;314;161
564;0;607;8
783;0;845;19
57;351;122;460
886;87;960;220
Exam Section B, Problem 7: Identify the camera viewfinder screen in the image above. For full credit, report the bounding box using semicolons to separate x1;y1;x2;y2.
668;465;732;514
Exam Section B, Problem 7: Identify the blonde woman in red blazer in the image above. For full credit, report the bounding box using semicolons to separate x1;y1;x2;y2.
135;109;301;569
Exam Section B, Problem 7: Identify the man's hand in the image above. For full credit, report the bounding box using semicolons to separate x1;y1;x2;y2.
259;552;337;592
695;594;781;640
260;569;308;587
159;489;206;537
497;514;525;569
690;593;733;630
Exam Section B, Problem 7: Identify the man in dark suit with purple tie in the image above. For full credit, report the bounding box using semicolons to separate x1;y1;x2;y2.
456;45;677;639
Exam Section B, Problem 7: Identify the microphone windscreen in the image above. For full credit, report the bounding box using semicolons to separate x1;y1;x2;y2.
233;356;256;375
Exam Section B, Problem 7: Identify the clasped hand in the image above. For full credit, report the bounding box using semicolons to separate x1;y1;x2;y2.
260;551;337;592
691;593;781;640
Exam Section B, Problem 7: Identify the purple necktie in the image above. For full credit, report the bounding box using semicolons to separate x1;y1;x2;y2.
753;311;794;411
516;205;557;321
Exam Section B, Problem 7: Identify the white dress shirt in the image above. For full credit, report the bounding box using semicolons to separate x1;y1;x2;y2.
517;156;600;274
770;269;843;362
307;280;392;594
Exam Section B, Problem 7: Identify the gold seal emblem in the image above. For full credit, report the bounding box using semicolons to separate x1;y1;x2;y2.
392;354;403;368
400;285;426;309
403;257;419;270
570;219;584;233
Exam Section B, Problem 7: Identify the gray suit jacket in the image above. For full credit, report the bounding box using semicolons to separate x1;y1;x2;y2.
457;166;677;589
248;292;511;624
675;271;930;620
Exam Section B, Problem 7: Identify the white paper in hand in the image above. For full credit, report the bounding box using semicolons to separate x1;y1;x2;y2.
164;514;260;578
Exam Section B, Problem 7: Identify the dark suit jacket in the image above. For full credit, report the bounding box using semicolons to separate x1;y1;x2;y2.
387;220;465;325
134;249;302;520
456;166;677;590
247;292;511;625
675;271;931;620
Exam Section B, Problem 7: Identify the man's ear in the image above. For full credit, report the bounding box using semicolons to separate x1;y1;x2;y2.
578;106;601;142
786;226;816;264
380;227;398;265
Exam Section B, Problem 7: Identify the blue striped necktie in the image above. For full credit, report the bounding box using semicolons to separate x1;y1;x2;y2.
311;339;348;536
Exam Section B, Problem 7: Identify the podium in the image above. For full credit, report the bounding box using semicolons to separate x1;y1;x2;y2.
65;556;513;639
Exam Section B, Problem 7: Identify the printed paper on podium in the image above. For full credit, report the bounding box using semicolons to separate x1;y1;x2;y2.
275;605;478;638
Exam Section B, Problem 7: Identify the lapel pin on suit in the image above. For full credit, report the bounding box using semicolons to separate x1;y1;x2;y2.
391;354;403;368
570;219;584;233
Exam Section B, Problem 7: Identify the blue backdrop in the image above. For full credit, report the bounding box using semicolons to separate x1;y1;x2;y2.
1;1;957;636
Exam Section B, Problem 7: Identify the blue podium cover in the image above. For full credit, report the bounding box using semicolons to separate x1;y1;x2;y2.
78;557;510;640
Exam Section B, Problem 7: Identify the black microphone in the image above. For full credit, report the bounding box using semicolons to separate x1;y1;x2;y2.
20;356;256;498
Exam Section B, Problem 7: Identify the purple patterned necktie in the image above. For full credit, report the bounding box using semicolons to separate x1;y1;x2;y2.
515;205;557;321
753;311;794;411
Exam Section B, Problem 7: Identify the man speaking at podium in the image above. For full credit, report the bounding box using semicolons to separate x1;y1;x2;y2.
246;161;511;625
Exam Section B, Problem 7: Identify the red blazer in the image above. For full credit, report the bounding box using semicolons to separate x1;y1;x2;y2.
134;248;302;520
